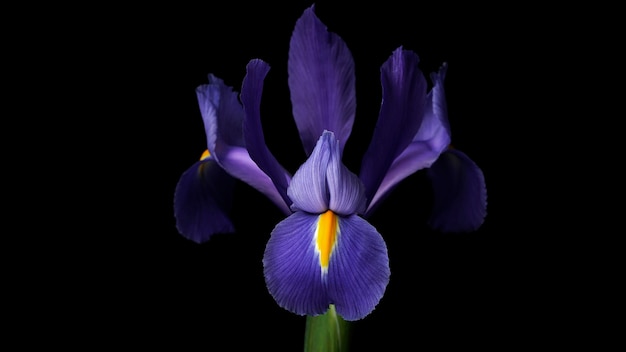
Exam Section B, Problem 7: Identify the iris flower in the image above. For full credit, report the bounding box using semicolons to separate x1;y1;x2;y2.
174;5;486;321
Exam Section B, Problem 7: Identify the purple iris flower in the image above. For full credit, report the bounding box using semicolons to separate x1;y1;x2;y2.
174;5;486;320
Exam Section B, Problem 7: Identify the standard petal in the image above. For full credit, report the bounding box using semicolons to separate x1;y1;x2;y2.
327;215;390;321
241;59;293;210
427;149;487;232
360;48;428;207
196;73;291;215
287;132;331;213
288;5;356;156
173;159;235;243
263;212;330;317
365;63;451;216
196;74;245;160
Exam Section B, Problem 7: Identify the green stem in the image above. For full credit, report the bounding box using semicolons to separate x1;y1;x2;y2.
303;305;350;352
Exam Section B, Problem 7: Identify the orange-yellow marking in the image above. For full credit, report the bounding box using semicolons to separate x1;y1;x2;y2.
316;210;339;271
200;149;211;160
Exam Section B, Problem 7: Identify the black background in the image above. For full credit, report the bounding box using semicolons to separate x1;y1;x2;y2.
19;0;592;350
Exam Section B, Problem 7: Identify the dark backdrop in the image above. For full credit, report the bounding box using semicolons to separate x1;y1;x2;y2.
35;1;565;350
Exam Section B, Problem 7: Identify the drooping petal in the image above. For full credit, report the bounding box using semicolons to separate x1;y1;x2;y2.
287;131;332;214
360;48;428;208
427;148;487;232
196;74;292;215
241;59;292;209
174;158;235;243
263;212;330;317
263;211;390;321
327;214;389;321
288;5;356;156
365;63;451;216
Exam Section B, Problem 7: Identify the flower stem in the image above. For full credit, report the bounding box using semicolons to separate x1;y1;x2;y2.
303;304;350;352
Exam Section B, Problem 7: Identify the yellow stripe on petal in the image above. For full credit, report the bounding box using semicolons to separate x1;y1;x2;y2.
316;210;339;274
200;149;211;161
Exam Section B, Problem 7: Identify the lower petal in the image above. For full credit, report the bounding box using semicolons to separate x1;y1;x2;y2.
427;148;487;232
327;215;390;321
173;159;236;243
263;212;330;317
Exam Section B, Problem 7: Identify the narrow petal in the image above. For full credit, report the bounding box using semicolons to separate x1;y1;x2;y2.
288;5;356;156
365;63;451;216
217;146;292;215
327;214;390;321
196;73;291;215
196;74;245;159
173;159;235;243
263;212;330;317
360;48;428;206
427;149;487;232
241;59;293;208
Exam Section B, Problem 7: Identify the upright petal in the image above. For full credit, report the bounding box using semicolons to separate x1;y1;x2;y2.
288;131;332;214
174;158;235;243
327;214;389;321
427;148;487;232
196;74;245;160
288;131;366;215
324;132;367;215
263;212;330;317
196;75;291;215
365;63;451;216
288;5;356;156
241;59;292;209
360;48;428;208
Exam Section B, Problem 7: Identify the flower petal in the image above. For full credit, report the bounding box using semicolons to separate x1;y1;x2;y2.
196;74;291;215
365;63;451;216
324;132;367;215
263;211;390;321
241;59;293;209
287;132;331;213
360;48;428;208
427;148;487;232
173;159;235;243
327;214;389;321
263;212;330;317
196;74;245;159
288;5;356;156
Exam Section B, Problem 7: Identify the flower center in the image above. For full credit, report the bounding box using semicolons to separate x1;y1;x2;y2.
316;210;338;273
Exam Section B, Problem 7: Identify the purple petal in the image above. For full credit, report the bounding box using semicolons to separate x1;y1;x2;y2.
241;59;293;209
196;75;245;159
365;63;451;216
328;214;390;321
263;212;330;317
174;159;235;243
427;149;487;232
287;131;332;213
263;211;390;321
288;5;356;156
288;131;366;215
325;132;367;215
196;73;291;215
360;48;428;207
